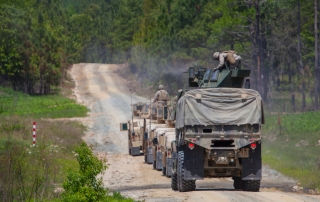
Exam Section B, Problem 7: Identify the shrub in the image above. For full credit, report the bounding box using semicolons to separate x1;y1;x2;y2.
62;142;107;202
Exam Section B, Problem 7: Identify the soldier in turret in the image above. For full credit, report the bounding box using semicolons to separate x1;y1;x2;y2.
152;85;169;106
212;50;241;70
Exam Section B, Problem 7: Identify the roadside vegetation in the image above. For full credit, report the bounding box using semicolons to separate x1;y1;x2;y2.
262;111;320;189
0;85;133;201
0;87;88;118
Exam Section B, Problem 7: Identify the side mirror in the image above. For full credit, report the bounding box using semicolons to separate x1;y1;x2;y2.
152;137;158;145
120;123;128;131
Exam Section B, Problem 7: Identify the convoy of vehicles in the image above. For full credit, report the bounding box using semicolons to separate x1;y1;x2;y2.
120;65;264;192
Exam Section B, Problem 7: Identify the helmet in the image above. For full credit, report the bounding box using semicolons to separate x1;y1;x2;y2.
158;85;164;90
213;52;220;60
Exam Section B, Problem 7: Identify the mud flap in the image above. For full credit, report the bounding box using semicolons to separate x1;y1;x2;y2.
183;144;204;180
242;143;262;180
166;158;173;177
131;147;140;156
147;147;154;164
156;152;163;170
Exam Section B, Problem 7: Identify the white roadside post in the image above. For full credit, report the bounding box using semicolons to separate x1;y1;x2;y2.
33;122;36;147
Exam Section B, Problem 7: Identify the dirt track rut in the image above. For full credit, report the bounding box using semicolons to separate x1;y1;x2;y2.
70;63;320;202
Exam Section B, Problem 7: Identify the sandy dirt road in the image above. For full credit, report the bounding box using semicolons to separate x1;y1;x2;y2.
70;63;320;202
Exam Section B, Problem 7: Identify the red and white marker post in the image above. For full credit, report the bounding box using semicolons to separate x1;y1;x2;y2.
32;122;36;147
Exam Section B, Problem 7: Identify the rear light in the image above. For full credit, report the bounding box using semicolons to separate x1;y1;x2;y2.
250;142;257;150
188;142;195;150
168;151;171;157
157;146;160;150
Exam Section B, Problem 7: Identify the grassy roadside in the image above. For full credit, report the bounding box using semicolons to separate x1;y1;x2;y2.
0;80;133;201
262;112;320;189
0;86;88;118
0;83;88;200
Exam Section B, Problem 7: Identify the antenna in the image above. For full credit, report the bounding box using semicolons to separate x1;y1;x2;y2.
130;85;134;133
149;86;151;132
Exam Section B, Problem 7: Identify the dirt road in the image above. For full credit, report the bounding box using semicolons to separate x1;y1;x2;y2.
70;63;320;202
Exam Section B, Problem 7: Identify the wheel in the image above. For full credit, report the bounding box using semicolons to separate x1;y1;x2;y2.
232;177;243;190
162;166;166;176
177;150;196;192
129;148;131;155
153;160;156;170
243;180;260;192
144;155;147;163
171;172;178;190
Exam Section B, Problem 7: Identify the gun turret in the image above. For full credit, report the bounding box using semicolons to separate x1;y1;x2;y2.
188;67;250;88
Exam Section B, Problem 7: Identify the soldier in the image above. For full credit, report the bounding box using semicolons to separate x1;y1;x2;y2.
152;85;169;105
212;50;241;70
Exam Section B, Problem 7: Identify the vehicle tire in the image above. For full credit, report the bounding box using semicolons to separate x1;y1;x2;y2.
243;180;260;192
153;160;156;170
171;172;178;190
162;166;166;176
144;155;147;163
129;148;131;155
177;150;196;192
232;177;243;190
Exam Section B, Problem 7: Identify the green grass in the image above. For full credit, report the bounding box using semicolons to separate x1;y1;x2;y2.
0;86;88;118
0;86;134;201
262;111;320;189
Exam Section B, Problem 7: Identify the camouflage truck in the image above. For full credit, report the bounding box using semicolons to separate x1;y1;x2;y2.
171;66;264;192
120;103;149;156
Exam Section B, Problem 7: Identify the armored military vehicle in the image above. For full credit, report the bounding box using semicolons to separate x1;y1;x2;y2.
171;66;264;192
138;90;178;176
145;123;167;164
120;102;149;156
159;131;176;177
152;128;175;170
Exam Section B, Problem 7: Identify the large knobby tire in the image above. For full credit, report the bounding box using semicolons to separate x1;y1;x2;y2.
162;166;166;176
232;177;243;190
177;150;196;192
153;160;156;170
243;180;260;192
144;155;147;163
171;172;178;190
129;148;131;155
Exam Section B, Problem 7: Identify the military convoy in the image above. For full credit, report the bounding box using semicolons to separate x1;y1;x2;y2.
120;65;264;192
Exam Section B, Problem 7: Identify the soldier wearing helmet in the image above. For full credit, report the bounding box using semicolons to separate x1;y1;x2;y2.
212;50;241;71
152;84;169;105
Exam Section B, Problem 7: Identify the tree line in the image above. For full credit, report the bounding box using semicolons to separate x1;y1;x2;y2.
0;0;319;111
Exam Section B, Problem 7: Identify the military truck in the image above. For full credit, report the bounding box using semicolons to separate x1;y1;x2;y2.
120;103;149;156
145;123;167;164
145;89;184;175
152;128;175;171
159;131;176;177
171;66;264;192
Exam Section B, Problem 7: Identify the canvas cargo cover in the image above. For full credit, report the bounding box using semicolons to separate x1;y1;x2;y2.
175;88;264;129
